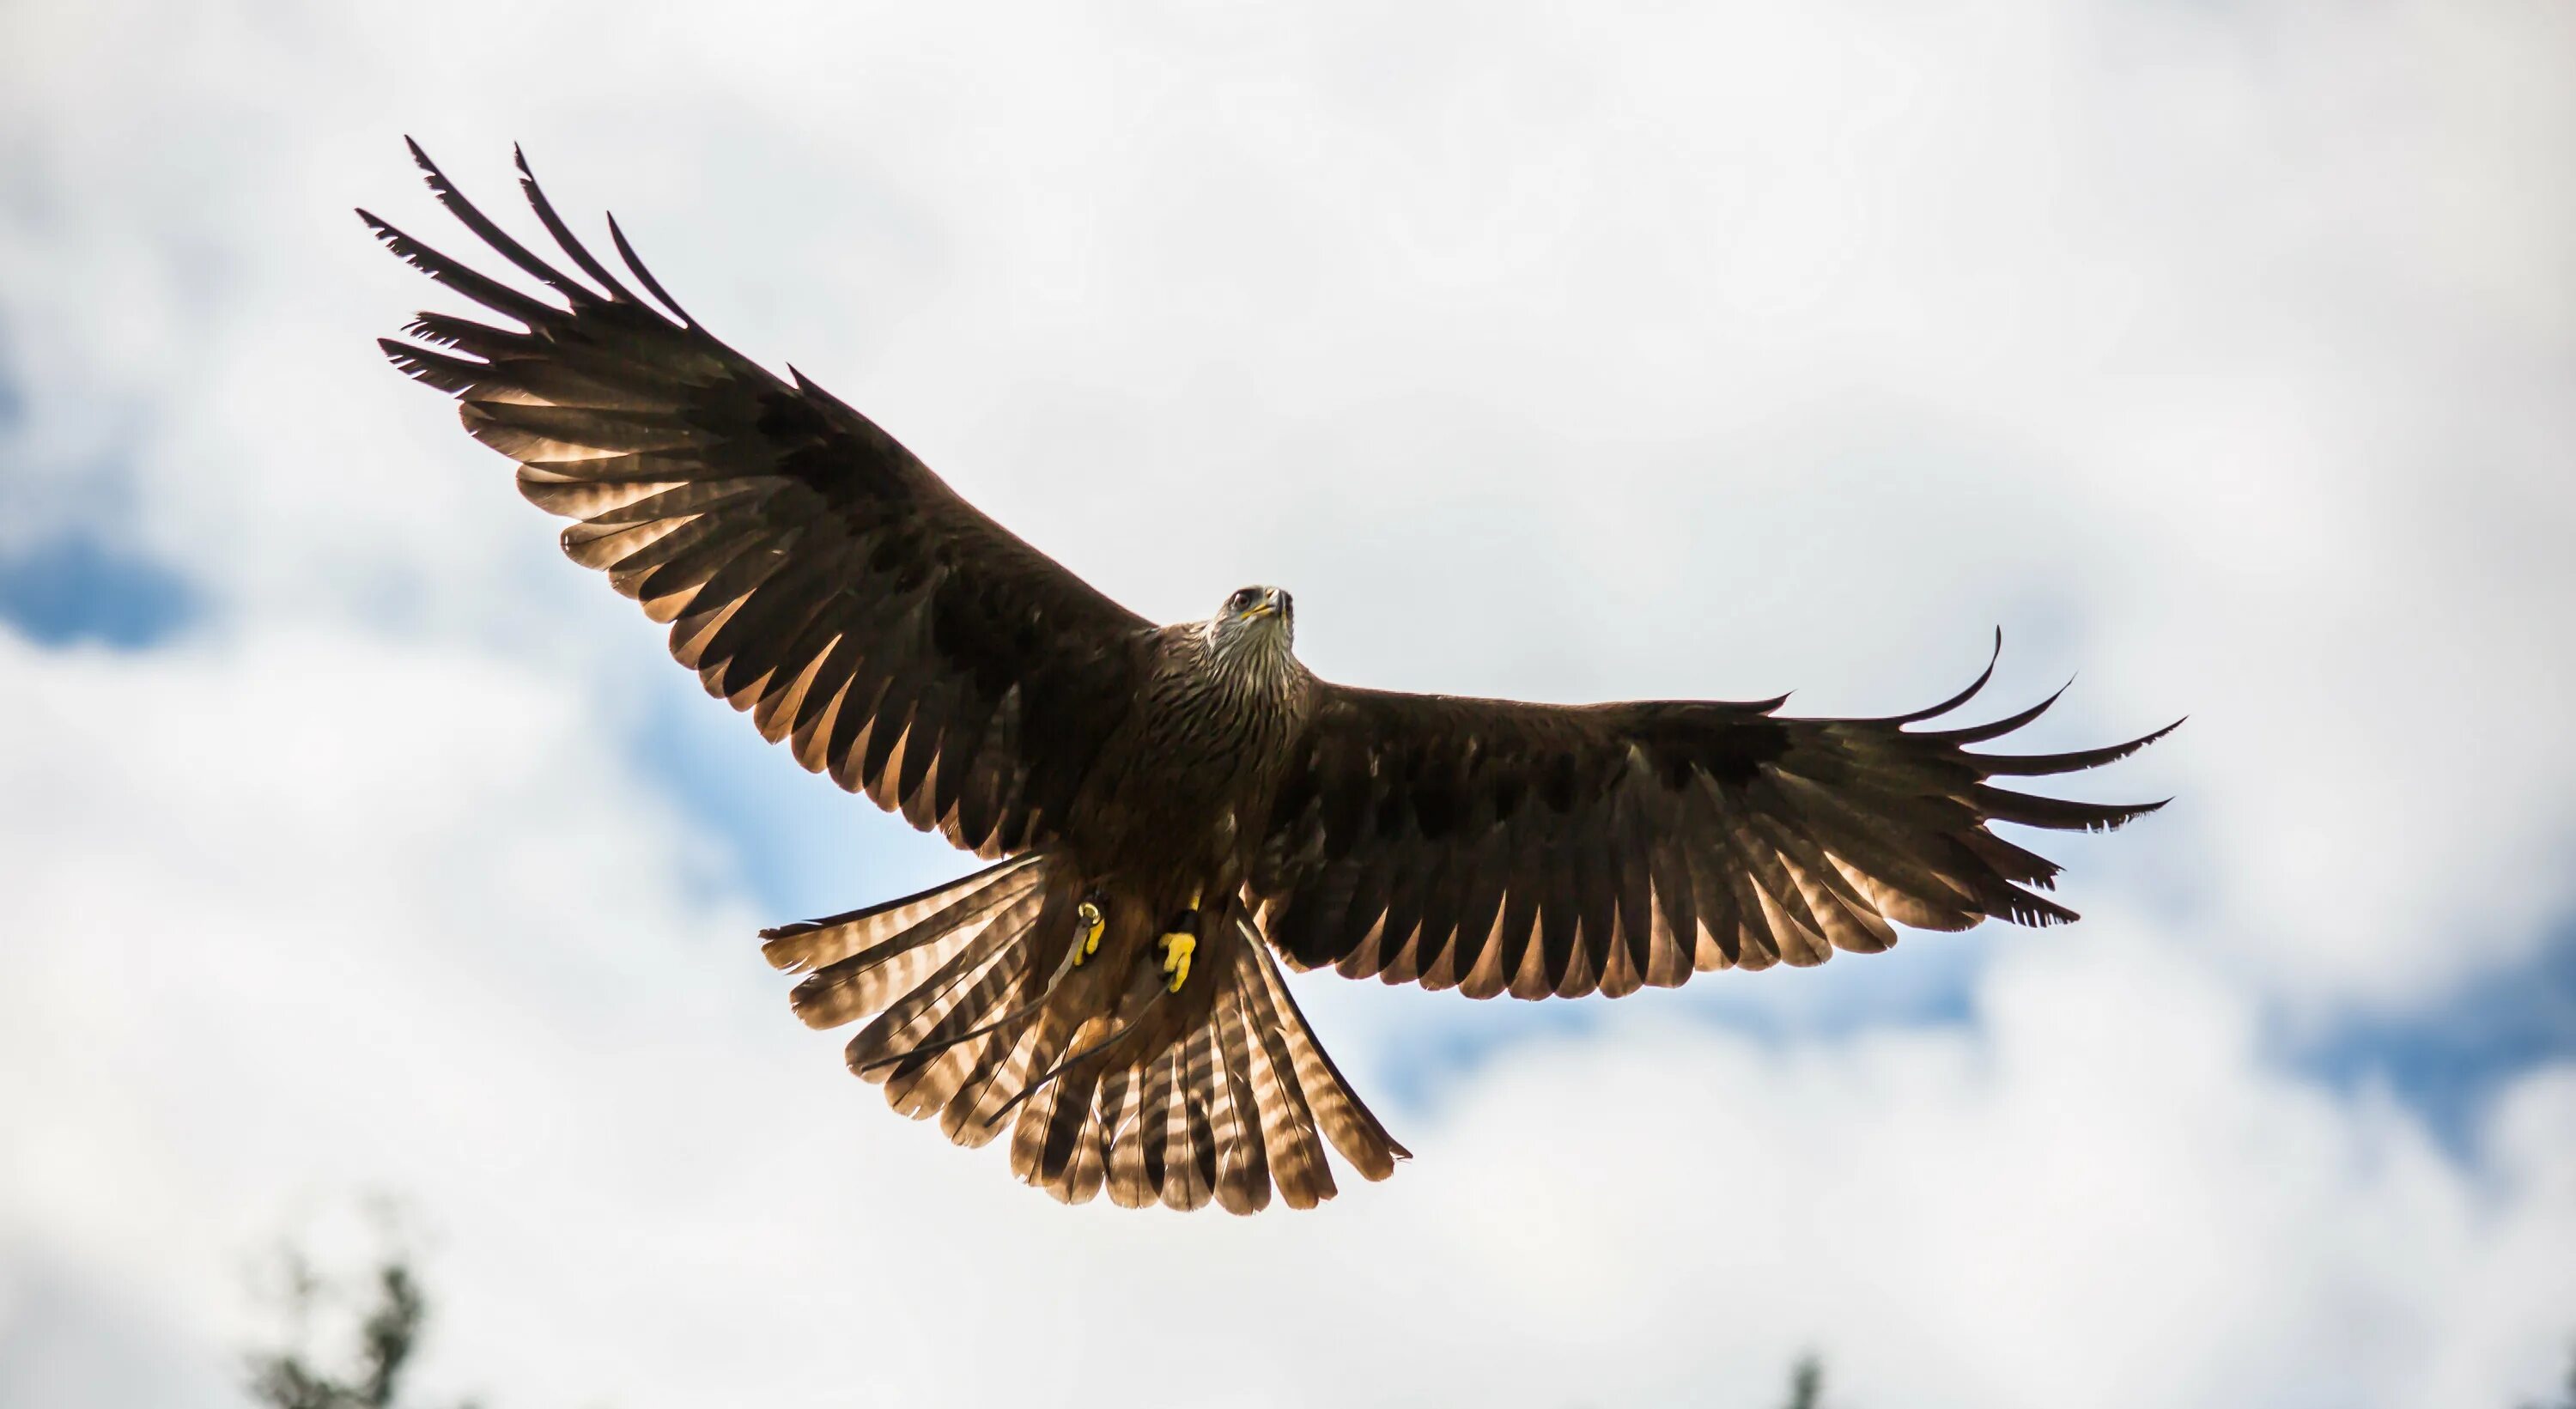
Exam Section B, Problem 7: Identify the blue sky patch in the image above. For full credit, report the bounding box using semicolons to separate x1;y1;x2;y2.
0;530;201;649
628;660;964;925
2304;922;2576;1157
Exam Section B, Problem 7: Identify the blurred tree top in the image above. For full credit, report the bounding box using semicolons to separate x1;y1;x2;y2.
246;1246;472;1409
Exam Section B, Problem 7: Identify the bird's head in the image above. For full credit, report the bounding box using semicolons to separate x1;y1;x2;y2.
1207;584;1295;659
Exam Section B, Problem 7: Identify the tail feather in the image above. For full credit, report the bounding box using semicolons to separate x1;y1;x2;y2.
868;969;1049;1078
760;855;1041;974
938;1020;1035;1149
1136;1045;1182;1206
1100;1066;1151;1208
1060;1102;1111;1206
878;966;1041;1116
884;1026;1004;1121
1241;957;1339;1210
776;855;1408;1212
1245;916;1410;1181
1209;999;1272;1215
993;986;1171;1129
1018;1054;1096;1187
957;997;1083;1140
1169;1023;1224;1212
843;889;1043;1065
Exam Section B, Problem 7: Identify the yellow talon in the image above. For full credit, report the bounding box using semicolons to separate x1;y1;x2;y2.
1073;901;1103;965
1160;932;1195;992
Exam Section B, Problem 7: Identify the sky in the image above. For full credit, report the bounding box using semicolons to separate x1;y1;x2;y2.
2;2;2572;1406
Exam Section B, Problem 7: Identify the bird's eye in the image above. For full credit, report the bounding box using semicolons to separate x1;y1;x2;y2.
1229;589;1255;611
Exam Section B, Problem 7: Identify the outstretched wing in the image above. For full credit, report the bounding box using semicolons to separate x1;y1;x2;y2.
367;143;1151;856
1252;641;2173;999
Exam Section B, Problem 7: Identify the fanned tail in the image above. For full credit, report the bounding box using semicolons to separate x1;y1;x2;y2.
764;859;1407;1213
1006;906;1407;1213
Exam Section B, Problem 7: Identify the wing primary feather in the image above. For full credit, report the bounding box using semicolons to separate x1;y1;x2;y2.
511;144;646;307
379;338;489;395
1919;677;2072;745
1870;629;2002;725
1955;828;2064;889
1607;781;1659;993
605;211;697;328
395;311;519;360
404;137;600;303
1973;786;2169;833
1969;718;2184;776
356;210;561;330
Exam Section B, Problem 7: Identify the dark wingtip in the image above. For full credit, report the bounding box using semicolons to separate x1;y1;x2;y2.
1924;674;2071;746
605;210;696;327
1975;784;2169;834
1969;714;2185;777
1996;882;2081;927
509;145;647;307
1880;629;2004;726
2132;717;2185;750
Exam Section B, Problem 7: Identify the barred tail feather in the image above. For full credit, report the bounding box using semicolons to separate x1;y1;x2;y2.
1007;908;1407;1213
760;854;1043;975
770;864;1407;1213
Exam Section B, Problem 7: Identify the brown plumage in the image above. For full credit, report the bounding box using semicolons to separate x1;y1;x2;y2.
367;143;2173;1213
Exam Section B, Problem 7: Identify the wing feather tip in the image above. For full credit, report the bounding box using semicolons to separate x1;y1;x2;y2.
1879;628;2005;726
605;210;696;327
1967;715;2185;777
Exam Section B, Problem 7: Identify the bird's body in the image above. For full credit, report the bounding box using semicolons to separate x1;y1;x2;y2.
1070;604;1309;898
368;143;2172;1212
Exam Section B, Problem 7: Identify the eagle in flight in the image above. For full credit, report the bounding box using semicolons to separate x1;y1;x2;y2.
366;143;2172;1214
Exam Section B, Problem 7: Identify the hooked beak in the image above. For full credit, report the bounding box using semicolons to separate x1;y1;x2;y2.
1239;587;1286;622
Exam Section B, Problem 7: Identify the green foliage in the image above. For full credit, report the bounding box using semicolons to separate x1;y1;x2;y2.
245;1243;472;1409
1782;1353;1826;1409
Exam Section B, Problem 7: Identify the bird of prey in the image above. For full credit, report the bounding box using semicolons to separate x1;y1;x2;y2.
366;143;2172;1214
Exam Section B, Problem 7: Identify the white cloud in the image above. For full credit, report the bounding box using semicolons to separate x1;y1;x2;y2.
3;1;2573;1405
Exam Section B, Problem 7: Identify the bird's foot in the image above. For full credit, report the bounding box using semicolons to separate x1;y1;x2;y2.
1159;905;1201;991
1159;930;1196;992
1071;900;1104;967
